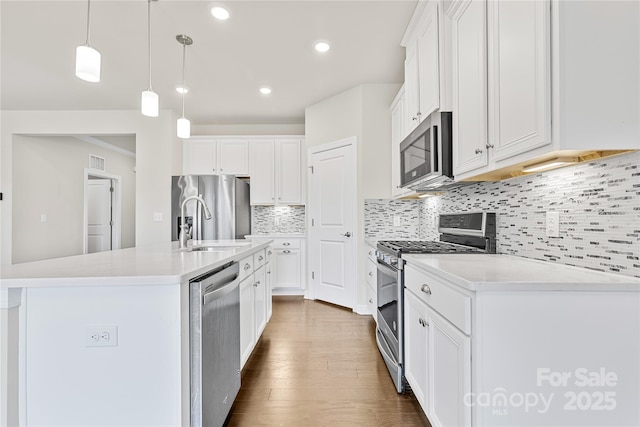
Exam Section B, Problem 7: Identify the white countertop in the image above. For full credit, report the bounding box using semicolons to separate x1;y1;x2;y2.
403;254;640;291
246;233;305;238
0;239;272;288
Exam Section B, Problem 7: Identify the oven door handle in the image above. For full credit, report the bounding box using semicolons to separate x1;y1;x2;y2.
376;328;399;367
377;260;399;276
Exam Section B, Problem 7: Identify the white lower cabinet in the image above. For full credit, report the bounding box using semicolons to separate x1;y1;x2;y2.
239;250;272;369
365;242;378;319
271;237;306;295
404;287;471;426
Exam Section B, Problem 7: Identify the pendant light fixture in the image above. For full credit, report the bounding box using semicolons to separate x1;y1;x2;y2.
141;0;159;117
75;0;101;82
176;34;193;139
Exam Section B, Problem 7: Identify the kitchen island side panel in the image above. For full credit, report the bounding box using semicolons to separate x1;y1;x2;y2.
474;291;640;427
23;284;182;426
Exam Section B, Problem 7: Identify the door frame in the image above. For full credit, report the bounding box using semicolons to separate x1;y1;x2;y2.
83;168;122;254
306;136;358;308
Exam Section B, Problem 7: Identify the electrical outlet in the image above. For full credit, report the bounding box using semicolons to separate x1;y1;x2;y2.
40;213;47;223
546;212;560;238
85;325;118;347
393;216;401;227
153;212;163;222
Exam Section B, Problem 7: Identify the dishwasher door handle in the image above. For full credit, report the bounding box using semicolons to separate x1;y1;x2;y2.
203;275;240;306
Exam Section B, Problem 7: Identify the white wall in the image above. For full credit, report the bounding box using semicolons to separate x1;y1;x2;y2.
305;83;400;312
0;110;177;266
12;135;136;264
192;123;305;136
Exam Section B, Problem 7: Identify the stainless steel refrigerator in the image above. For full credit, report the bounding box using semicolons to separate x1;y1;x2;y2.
171;175;251;242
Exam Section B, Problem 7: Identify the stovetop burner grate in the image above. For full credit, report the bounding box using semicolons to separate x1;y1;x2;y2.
377;240;483;254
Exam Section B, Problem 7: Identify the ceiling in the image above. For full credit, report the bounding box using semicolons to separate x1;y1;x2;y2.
1;0;416;126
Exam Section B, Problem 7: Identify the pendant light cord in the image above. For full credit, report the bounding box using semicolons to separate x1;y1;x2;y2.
85;0;92;45
147;0;152;91
181;42;187;118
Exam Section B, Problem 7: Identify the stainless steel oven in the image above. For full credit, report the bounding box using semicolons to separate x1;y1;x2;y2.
375;250;405;393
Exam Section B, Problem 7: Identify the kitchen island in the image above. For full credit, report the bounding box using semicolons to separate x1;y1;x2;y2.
1;239;272;427
402;254;640;427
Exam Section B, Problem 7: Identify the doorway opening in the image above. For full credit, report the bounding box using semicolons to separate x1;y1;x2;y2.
84;169;122;254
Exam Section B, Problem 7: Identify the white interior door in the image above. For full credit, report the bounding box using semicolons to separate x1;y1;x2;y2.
308;139;356;309
87;179;112;253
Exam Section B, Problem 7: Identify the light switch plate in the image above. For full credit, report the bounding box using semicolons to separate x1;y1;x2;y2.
393;216;401;227
546;212;560;237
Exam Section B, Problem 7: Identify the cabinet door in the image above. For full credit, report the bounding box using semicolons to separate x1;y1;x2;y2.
418;1;441;119
249;140;276;204
428;309;471;427
254;267;268;337
404;41;421;133
265;250;273;319
390;88;406;198
218;139;249;175
404;290;429;413
184;140;217;175
239;275;256;368
487;0;551;162
273;248;301;289
276;139;303;205
450;0;489;176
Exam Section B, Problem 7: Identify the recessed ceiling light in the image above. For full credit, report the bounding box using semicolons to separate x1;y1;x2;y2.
210;6;230;20
259;86;272;95
314;40;331;53
175;85;190;94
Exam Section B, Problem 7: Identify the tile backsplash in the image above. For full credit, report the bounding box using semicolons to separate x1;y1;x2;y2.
365;151;640;278
252;206;306;234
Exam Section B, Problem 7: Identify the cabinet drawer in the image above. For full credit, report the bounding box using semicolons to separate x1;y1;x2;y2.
239;255;254;281
265;246;274;263
366;258;377;288
254;249;266;269
273;239;301;249
405;264;471;334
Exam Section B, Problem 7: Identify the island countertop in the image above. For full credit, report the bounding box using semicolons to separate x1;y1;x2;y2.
403;253;640;291
0;239;272;288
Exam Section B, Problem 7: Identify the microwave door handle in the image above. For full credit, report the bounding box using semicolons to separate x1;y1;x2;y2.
432;124;439;173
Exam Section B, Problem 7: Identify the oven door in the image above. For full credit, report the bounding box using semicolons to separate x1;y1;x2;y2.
376;260;402;362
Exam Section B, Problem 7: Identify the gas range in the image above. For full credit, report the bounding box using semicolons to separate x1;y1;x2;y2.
376;212;496;268
374;212;496;394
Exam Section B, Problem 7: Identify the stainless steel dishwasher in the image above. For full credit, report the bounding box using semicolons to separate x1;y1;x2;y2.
189;262;241;427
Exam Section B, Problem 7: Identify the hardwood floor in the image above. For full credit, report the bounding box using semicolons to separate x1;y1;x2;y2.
227;296;430;426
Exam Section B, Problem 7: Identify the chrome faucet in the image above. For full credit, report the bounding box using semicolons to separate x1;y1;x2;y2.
180;195;213;248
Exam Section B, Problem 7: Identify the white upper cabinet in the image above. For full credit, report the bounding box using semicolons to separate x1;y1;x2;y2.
217;139;250;175
402;1;444;136
449;0;639;181
183;138;249;175
450;0;550;178
248;140;276;205
183;139;218;175
249;138;305;205
449;0;490;176
276;139;304;205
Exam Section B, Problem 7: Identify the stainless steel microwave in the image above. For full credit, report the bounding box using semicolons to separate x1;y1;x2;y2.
399;111;455;191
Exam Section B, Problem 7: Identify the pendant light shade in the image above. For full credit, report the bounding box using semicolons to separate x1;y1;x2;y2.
141;90;159;117
75;45;101;82
75;0;101;82
177;117;191;139
141;0;159;117
176;34;193;139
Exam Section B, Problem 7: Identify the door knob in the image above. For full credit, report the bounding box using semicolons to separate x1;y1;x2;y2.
342;232;352;237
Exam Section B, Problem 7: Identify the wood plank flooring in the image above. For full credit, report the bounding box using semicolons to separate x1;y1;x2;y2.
227;296;430;426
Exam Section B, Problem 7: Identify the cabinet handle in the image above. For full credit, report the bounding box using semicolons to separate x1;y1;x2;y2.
369;298;373;304
244;263;251;270
412;116;418;121
282;250;291;254
421;284;432;295
258;255;264;261
268;251;272;256
486;143;494;149
282;242;291;246
416;111;422;116
368;251;372;256
254;280;261;287
368;272;373;277
212;168;216;172
475;148;483;154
